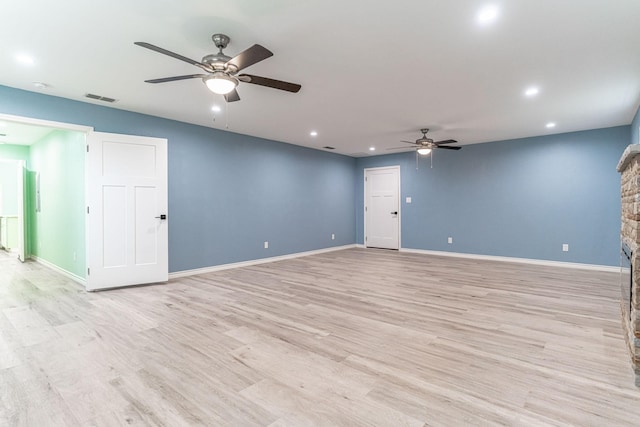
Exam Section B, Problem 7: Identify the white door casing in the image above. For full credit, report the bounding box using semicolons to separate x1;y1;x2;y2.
365;166;400;249
86;132;168;290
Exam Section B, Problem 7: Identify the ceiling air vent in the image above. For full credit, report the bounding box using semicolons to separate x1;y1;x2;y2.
85;93;117;103
323;146;335;150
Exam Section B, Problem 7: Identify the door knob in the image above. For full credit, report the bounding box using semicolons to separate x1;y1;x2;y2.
391;211;398;215
155;214;167;220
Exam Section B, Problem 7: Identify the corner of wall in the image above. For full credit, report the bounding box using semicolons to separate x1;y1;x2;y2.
632;103;640;145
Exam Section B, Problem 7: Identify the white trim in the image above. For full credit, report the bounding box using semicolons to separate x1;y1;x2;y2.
169;244;357;279
398;247;618;272
30;256;87;285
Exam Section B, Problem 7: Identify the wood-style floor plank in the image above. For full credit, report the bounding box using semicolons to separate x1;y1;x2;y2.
1;248;639;426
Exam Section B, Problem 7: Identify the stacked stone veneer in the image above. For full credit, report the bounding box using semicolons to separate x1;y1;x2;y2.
617;145;640;387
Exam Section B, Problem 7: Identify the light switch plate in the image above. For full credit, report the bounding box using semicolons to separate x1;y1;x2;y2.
406;197;412;203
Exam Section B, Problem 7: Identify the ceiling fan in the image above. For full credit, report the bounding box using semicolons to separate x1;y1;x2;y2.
134;33;301;102
388;128;461;155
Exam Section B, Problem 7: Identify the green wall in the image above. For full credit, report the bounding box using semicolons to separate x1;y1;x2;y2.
29;130;86;278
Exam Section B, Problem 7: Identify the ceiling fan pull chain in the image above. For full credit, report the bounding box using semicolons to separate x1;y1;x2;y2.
225;99;229;130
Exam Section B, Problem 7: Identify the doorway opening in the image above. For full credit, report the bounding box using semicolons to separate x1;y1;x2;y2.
0;113;92;283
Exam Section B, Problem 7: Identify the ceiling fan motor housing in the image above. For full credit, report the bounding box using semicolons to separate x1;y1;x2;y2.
202;52;233;71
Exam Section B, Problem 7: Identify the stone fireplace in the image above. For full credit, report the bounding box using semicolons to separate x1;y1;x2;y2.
617;145;640;386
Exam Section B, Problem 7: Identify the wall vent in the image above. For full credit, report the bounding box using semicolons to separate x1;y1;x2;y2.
85;93;117;103
323;146;335;150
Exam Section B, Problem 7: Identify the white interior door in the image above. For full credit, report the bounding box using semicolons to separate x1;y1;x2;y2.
365;166;400;249
16;161;26;262
86;132;168;291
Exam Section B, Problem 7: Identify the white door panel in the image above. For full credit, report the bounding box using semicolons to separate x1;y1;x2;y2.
87;132;168;291
134;186;159;265
365;166;400;249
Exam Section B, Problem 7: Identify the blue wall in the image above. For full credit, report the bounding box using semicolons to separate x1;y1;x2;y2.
0;85;356;272
356;126;629;266
0;84;633;269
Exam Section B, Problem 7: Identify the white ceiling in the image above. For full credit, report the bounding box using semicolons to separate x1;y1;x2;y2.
1;0;639;156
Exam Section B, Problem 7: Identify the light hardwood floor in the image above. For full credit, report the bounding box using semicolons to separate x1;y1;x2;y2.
1;248;639;426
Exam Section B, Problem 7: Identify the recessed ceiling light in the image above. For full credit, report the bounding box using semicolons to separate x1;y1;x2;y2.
546;122;556;128
525;87;539;97
211;105;221;112
310;131;318;137
15;53;35;66
369;147;375;151
477;4;499;24
32;82;48;89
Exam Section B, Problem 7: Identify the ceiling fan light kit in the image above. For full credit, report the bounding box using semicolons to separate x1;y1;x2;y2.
135;33;301;102
417;147;432;155
204;72;238;95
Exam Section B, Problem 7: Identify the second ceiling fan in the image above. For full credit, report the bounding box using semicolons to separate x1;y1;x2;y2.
134;33;301;102
388;128;461;155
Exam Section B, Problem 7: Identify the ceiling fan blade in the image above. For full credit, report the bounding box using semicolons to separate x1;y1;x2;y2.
434;139;457;145
226;44;273;72
436;145;461;150
134;42;210;71
387;146;414;150
238;74;301;93
400;140;418;145
224;89;241;103
144;74;208;84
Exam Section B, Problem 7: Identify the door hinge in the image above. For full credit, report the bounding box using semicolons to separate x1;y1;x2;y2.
365;206;367;212
87;206;90;214
86;145;89;152
87;268;90;275
365;236;367;241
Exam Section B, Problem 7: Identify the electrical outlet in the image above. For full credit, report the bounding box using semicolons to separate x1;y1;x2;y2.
264;241;269;249
331;233;335;240
448;237;453;244
406;197;412;203
562;243;569;252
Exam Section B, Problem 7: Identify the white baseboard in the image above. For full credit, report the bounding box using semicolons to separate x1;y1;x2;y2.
169;244;357;279
30;256;87;285
398;247;619;272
